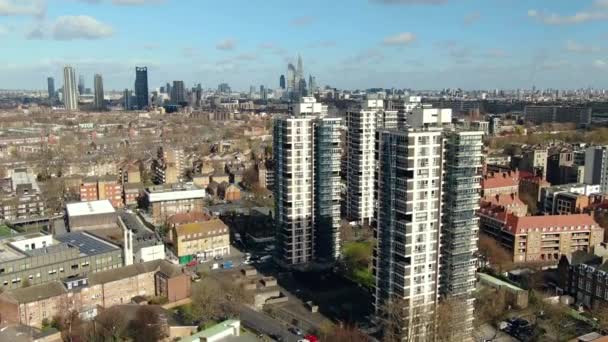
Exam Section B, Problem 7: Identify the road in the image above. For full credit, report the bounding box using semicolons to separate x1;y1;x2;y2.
239;305;302;342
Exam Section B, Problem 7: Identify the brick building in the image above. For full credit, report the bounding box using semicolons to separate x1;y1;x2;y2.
79;175;124;208
172;219;230;264
481;170;520;197
558;243;608;309
0;259;190;328
478;208;604;264
481;193;528;217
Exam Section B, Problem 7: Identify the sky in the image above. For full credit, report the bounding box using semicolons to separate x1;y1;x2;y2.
1;0;608;91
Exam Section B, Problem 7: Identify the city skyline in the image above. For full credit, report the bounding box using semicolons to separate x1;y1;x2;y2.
1;0;608;91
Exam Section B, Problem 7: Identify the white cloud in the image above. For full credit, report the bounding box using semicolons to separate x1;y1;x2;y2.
383;32;416;46
28;15;113;40
528;8;608;25
216;38;236;51
0;0;45;17
371;0;448;4
565;40;601;53
594;59;608;69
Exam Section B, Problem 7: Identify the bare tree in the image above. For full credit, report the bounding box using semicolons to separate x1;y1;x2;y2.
478;234;514;273
474;288;507;328
129;306;165;342
95;306;129;341
320;324;368;342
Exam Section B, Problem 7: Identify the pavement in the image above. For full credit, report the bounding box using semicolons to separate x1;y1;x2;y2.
238;305;303;342
474;324;520;342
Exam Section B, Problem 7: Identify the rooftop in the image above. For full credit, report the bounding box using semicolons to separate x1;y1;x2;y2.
66;200;116;217
175;219;229;237
54;231;120;256
505;213;599;235
11;169;39;192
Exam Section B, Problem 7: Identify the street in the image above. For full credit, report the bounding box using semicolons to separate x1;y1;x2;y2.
238;305;302;342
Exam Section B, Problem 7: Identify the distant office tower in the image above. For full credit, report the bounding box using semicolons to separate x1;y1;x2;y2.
296;54;303;83
346;99;397;225
195;83;202;107
287;64;296;92
280;75;286;89
585;146;608;193
134;67;149;110
298;78;307;98
93;74;105;110
47;77;55;101
78;74;85;95
273;97;342;268
439;130;483;341
166;82;172;95
374;106;480;341
218;83;231;94
123;89;132;110
171;80;185;104
260;85;267;101
308;75;315;95
63;66;78;111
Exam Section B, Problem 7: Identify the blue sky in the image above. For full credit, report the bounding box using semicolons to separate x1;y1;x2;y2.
1;0;607;90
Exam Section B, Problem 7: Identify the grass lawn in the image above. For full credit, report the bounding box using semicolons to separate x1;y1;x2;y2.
342;241;374;289
0;225;12;238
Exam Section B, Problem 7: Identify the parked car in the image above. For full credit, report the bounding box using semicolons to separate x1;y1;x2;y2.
289;327;303;336
214;255;223;261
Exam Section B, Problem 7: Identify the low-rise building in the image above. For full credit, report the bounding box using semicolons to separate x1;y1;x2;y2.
218;182;241;202
481;193;528;217
172;219;230;264
0;169;45;221
123;183;143;207
142;184;206;225
558;243;608;309
79;175;123;208
478;209;603;264
481;170;520;197
0;259;190;328
66;200;117;231
0;231;122;290
540;183;600;215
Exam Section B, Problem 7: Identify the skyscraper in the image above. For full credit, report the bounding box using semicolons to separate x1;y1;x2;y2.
63;66;78;111
171;80;185;104
308;75;315;95
260;85;267;101
47;77;55;101
134;67;149;110
93;74;105;110
296;54;303;82
439;130;483;341
123;89;132;110
78;74;85;95
585;146;608;192
166;82;172;96
287;64;296;92
280;75;286;89
273;97;342;269
374;106;481;341
346;99;397;225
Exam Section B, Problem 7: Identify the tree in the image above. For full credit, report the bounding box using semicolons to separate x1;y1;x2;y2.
320;324;368;342
542;303;575;342
128;306;165;342
478;234;514;273
591;304;608;333
520;191;538;215
474;288;507;328
191;281;225;322
52;310;82;342
95;306;129;341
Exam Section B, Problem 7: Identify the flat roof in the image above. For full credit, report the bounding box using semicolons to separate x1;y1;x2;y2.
55;232;119;256
66;200;116;217
0;242;25;262
11;170;39;192
146;188;205;203
478;273;523;292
